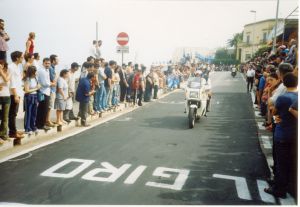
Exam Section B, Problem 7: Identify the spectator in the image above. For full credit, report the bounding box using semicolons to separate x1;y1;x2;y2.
88;63;97;115
94;61;107;113
55;69;69;126
285;39;297;66
246;65;255;93
47;54;59;127
0;62;11;142
126;64;134;103
264;72;298;198
64;62;80;122
23;53;35;78
89;40;101;59
36;58;52;131
23;65;40;135
153;68;159;99
112;65;120;106
0;19;10;64
105;60;116;109
144;68;154;102
8;51;24;139
33;52;41;68
119;64;128;103
76;72;96;127
25;32;35;55
132;67;145;106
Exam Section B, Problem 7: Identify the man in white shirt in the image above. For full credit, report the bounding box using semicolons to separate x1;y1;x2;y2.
8;51;24;139
89;40;101;59
268;63;294;106
63;62;80;122
36;58;53;131
246;66;255;93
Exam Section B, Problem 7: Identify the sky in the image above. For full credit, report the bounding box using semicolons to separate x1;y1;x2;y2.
1;0;298;69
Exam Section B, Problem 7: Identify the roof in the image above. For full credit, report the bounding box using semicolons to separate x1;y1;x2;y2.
244;18;298;27
244;18;284;27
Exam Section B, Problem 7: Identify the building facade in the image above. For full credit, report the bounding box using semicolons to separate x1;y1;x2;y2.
237;19;283;63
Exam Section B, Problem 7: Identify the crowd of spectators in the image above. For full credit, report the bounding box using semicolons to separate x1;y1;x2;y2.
243;39;298;199
0;18;194;145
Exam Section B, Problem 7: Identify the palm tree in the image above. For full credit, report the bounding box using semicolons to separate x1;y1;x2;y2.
227;32;243;59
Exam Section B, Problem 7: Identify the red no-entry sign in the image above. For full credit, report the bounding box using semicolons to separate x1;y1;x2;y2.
117;32;129;46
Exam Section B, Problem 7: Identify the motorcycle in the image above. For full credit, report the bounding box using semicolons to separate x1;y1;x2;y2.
185;77;208;128
231;71;236;78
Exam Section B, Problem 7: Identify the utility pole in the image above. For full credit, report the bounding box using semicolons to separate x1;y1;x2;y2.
272;0;280;52
250;10;256;58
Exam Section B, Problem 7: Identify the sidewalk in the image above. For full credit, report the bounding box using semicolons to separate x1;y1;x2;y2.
241;73;297;205
0;87;177;156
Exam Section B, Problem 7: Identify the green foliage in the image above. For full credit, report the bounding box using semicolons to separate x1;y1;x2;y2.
213;48;240;65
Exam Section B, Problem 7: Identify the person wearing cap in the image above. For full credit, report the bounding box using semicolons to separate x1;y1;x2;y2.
63;62;80;122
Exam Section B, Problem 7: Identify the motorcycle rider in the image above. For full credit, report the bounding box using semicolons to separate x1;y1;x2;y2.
231;66;237;77
201;71;212;114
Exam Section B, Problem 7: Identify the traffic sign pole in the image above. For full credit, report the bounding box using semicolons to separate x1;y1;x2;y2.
117;32;129;66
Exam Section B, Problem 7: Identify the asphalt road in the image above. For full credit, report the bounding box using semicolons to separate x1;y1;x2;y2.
0;72;273;205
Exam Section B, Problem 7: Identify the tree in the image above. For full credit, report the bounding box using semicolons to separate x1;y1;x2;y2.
213;48;239;65
227;32;243;59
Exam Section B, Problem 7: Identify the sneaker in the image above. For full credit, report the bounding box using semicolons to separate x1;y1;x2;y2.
81;123;91;127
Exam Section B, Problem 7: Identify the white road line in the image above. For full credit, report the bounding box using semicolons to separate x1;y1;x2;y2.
280;193;296;205
261;135;270;140
41;159;95;178
257;122;265;130
254;111;261;117
263;142;272;149
251;92;255;103
213;174;251;200
256;180;275;203
124;165;147;184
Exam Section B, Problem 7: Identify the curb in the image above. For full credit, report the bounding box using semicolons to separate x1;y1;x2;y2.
0;88;180;162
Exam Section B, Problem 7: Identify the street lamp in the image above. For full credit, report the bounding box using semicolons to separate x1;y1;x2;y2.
250;10;257;58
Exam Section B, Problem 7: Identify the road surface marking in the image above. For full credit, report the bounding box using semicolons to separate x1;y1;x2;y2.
256;180;275;203
146;167;190;191
280;193;296;205
261;135;270;140
213;174;251;200
82;162;131;182
124;165;147;184
8;153;32;161
41;158;95;178
263;142;272;149
257;122;265;130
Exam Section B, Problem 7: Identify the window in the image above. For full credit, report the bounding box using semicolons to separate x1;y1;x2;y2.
246;35;250;44
245;54;251;61
263;32;267;42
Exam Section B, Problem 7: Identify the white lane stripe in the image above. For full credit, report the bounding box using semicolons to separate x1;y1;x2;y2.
213;174;251;200
256;180;275;203
124;165;147;184
263;143;272;149
251;92;255;103
261;135;270;140
257;122;265;130
280;193;296;205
